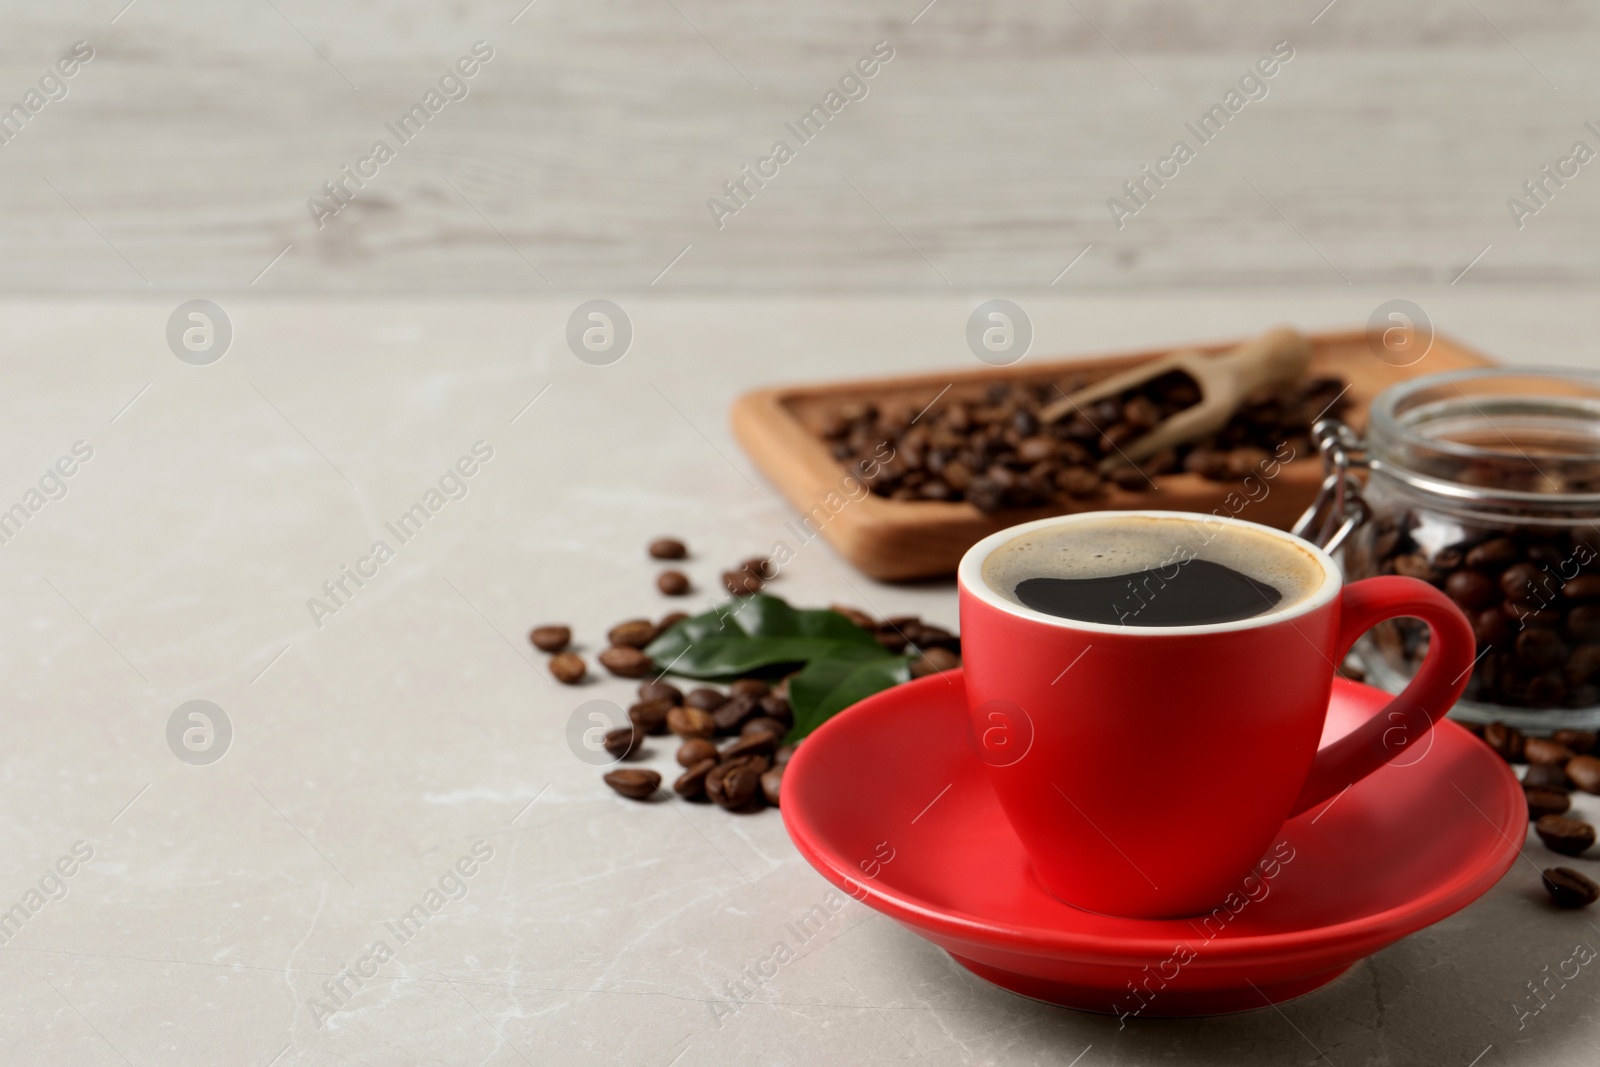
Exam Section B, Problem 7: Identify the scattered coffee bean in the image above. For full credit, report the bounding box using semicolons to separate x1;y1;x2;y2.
1483;722;1526;763
758;692;794;728
707;760;763;810
911;647;961;677
1554;729;1599;755
667;705;716;740
550;652;587;685
1567;755;1600;793
658;611;689;631
831;604;877;629
1536;814;1596;856
742;716;787;740
685;687;728;711
761;766;784;807
677;738;718;767
1526;737;1577;765
603;769;660;800
649;538;687;560
723;570;764;596
1525;762;1572;791
673;758;717;800
628;698;672;735
598;646;652;678
638;681;684;706
742;557;776;581
722;732;779;761
657;570;690;596
731;679;770;700
603;726;644;760
608;619;658;649
775;743;798;766
712;693;759;734
1542;866;1600;908
530;625;572;653
1525;786;1572;819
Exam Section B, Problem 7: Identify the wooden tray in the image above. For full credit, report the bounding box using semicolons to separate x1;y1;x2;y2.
730;328;1497;581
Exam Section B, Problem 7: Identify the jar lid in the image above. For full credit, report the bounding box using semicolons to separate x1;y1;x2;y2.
1367;366;1600;508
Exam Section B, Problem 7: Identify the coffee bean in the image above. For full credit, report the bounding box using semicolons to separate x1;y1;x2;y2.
1446;570;1499;609
730;679;771;700
761;766;784;807
742;556;776;581
659;611;688;631
712;693;759;734
723;570;764;596
1473;608;1511;646
911;647;961;677
1110;466;1151;491
530;625;572;652
722;732;779;761
667;706;716;739
1542;866;1600;908
775;743;798;766
685;687;728;711
1567;755;1600;793
603;769;660;800
1566;575;1600;601
741;716;787;740
1056;467;1103;497
550;652;586;685
1501;562;1552;601
1526;737;1577;765
1564;647;1600;686
657;570;691;596
607;619;658;649
831;604;877;630
603;726;644;760
637;681;684;705
598;646;652;678
1554;729;1599;755
628;698;672;735
673;758;718;800
677;738;718;767
1526;786;1572;819
649;538;687;560
1465;538;1519;569
1525;762;1572;791
1517;629;1569;671
1572;605;1600;641
757;692;794;728
707;760;763;810
1483;721;1526;762
1536;814;1596;856
1392;554;1439;582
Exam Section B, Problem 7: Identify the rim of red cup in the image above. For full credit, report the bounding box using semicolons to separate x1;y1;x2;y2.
957;510;1343;637
782;673;1526;968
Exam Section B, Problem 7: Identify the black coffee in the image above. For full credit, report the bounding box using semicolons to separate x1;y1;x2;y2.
1015;559;1282;626
981;514;1324;627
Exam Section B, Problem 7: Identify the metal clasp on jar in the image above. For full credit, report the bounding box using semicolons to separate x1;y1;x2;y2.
1292;417;1372;553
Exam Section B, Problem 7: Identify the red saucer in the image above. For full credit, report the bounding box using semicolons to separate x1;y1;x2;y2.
782;671;1524;1017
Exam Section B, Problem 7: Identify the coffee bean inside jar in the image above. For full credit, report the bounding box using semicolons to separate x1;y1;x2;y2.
1340;368;1600;724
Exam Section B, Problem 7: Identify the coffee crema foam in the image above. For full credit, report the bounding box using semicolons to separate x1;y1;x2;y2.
981;516;1326;618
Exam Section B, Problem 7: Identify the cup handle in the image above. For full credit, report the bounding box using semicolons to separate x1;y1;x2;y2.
1288;576;1478;817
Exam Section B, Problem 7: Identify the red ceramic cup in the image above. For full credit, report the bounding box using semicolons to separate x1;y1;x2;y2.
958;510;1476;920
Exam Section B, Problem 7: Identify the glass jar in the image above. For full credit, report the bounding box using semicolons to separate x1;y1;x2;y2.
1313;367;1600;731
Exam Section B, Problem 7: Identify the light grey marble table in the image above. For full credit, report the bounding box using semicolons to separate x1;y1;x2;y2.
2;292;1598;1066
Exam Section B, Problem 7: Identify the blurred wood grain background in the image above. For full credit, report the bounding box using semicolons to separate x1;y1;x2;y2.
0;0;1594;293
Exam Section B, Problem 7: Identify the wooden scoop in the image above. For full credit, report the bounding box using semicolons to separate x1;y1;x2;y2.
1037;326;1313;468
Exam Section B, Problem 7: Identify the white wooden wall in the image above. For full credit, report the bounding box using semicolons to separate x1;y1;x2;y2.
0;0;1593;293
